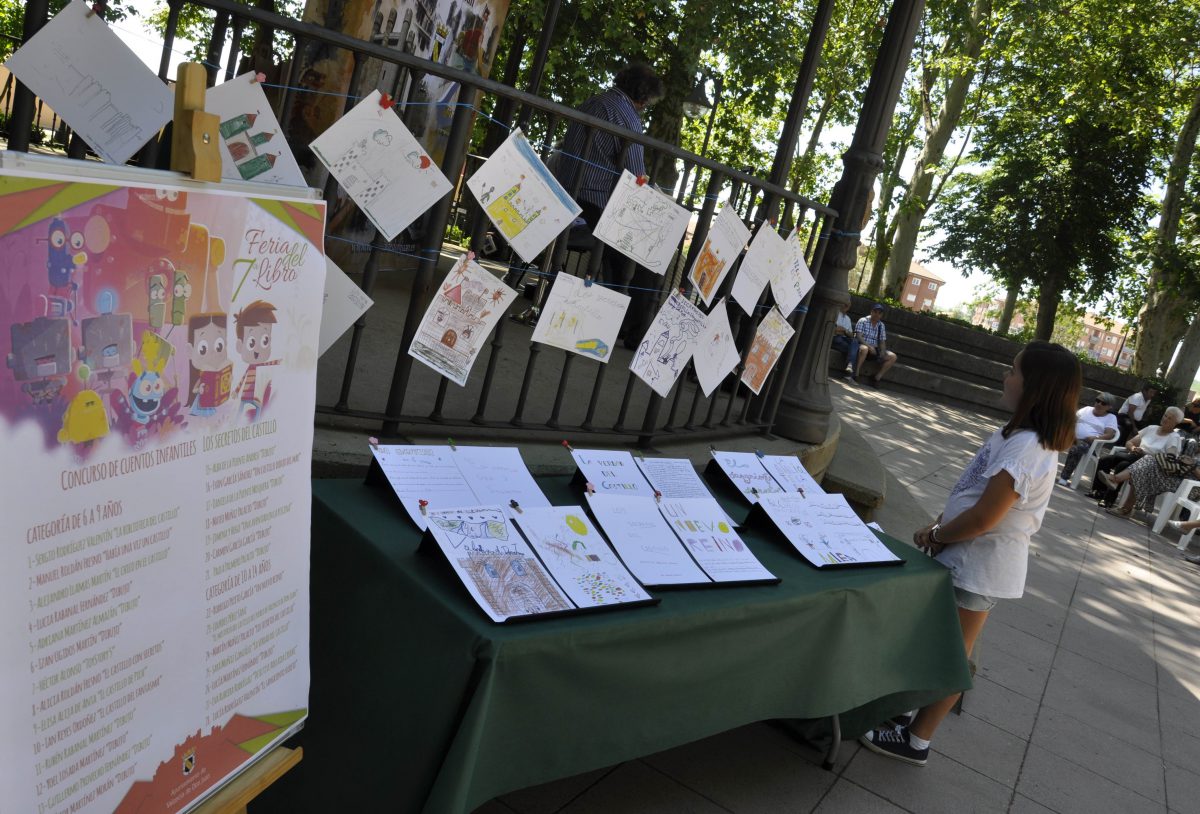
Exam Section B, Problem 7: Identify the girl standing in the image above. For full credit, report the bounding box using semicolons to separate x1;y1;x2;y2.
860;341;1081;765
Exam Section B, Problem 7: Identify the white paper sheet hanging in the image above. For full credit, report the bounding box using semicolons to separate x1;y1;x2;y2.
733;224;788;314
770;227;816;315
5;0;173;164
692;298;740;397
593;169;690;275
688;206;751;307
531;273;630;362
208;71;308;186
318;256;373;356
741;306;795;395
629;290;705;397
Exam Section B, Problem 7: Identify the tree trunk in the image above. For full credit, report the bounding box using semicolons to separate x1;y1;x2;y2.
864;104;920;297
1035;275;1061;341
1133;82;1200;376
997;280;1019;334
883;0;991;300
646;3;709;192
789;89;836;193
1166;315;1200;393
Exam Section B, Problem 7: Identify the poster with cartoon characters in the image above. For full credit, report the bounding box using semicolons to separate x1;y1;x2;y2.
0;158;324;814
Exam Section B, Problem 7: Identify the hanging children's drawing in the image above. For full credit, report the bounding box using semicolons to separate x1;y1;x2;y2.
688;206;751;307
732;224;788;314
531;272;630;362
629;290;705;397
692;298;741;397
740;306;795;395
466;128;582;263
208;71;308;187
770;227;816;315
592;170;690;275
409;255;517;386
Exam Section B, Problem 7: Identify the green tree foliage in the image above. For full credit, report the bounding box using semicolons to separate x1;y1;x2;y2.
0;0;138;62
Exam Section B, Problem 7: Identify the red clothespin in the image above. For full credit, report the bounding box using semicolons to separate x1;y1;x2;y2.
583;274;593;288
562;439;574;453
509;499;523;514
86;1;106;18
635;175;649;186
252;72;267;84
447;437;457;450
769;217;778;227
368;436;380;449
379;92;396;110
653;490;662;503
418;499;429;516
679;286;687;296
585;482;596;495
466;250;475;262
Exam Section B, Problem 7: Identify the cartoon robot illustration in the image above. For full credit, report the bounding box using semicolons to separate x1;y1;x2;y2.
7;317;74;404
147;261;171;329
171;268;192;327
43;217;83;317
80;307;134;395
232;300;280;421
58;389;109;445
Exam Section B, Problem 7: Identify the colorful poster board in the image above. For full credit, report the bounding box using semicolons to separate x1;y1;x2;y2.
208;72;307;187
466;128;581;263
408;255;517;386
0;160;324;814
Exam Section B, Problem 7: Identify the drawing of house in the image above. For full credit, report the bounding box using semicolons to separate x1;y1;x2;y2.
485;178;541;240
220;111;280;181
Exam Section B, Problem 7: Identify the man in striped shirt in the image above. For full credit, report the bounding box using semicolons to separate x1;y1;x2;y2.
555;64;664;344
852;303;898;385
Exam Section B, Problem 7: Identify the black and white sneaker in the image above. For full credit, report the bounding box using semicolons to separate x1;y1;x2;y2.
859;725;929;766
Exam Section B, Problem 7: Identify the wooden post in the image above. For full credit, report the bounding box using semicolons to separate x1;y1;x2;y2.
192;746;303;814
171;62;222;182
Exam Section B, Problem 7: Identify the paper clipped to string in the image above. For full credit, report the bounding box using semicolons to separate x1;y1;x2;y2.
741;306;795;395
688;205;751;307
207;71;307;186
408;254;516;386
5;0;173;165
629;290;705;398
692;298;741;397
531;273;629;362
466;128;582;263
592;170;690;275
732;224;788;315
310;89;452;240
770;228;816;315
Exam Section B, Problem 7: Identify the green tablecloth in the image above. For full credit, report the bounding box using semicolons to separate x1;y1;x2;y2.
273;477;970;814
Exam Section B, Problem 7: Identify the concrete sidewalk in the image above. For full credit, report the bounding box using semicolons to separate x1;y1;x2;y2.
475;380;1200;814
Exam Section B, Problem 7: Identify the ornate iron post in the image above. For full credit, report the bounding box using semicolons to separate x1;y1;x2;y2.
773;0;926;444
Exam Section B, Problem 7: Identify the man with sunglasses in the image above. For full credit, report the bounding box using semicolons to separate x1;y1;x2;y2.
1056;392;1120;486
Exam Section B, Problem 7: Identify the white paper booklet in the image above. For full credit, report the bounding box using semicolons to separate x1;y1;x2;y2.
514;507;652;607
688;206;752;307
760;454;825;497
310;89;452;240
770;228;816;315
630;290;705;397
318;256;374;356
208;72;307;186
693;298;741;397
426;505;572;622
531;272;630;362
741;306;795;395
409;255;517;386
370;444;550;530
633;456;738;528
467;128;581;263
5;0;173;164
732;224;788;314
571;448;656;497
593;169;690;275
585;493;711;586
757;493;901;567
658;498;777;583
710;450;785;503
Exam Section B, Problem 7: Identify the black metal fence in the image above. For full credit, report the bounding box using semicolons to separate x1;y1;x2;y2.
5;0;837;447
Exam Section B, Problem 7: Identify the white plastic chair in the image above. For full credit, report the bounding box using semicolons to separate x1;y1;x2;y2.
1152;479;1200;544
1070;438;1117;490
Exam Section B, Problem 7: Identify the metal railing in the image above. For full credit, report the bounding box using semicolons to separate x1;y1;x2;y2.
6;0;837;448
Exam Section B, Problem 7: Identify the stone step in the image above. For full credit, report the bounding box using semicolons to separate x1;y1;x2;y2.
887;333;1011;389
864;362;1011;420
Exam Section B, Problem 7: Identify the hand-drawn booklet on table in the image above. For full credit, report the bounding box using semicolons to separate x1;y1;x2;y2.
732;224;788;315
693;298;741;397
5;0;173;165
531;272;630;362
705;450;786;503
657;498;779;584
752;493;902;568
467;128;582;263
593;169;690;275
759;454;825;497
369;443;551;530
633;455;738;528
630;290;705;397
689;206;752;307
584;493;713;586
770;228;816;315
513;507;655;608
310;89;452;240
409;254;517;386
741;306;795;395
318;256;374;356
570;448;656;497
208;71;307;186
423;505;573;622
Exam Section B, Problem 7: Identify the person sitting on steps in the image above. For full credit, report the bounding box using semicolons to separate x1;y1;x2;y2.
851;302;897;386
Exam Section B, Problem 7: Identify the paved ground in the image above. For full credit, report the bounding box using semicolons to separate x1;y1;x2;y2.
474;379;1200;814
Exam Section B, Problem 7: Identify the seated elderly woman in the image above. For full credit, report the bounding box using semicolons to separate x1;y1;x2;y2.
1090;406;1184;505
1100;408;1197;517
